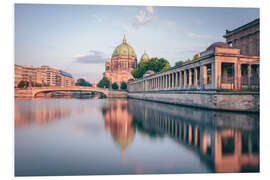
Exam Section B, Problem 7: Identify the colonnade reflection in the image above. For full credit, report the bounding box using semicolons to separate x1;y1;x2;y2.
102;99;259;173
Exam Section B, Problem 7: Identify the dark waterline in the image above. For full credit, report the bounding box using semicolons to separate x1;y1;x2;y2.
15;98;259;176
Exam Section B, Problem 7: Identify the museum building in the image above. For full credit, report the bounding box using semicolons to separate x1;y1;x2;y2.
104;34;149;85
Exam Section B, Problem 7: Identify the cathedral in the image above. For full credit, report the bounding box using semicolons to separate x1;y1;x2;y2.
104;34;149;85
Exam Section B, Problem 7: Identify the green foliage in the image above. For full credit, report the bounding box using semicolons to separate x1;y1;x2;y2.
17;80;28;88
17;80;42;88
111;82;119;90
132;57;171;79
161;62;170;71
192;53;200;60
174;53;200;66
97;76;110;88
75;78;92;87
120;82;127;90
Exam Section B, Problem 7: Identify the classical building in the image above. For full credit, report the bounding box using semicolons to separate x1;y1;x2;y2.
223;18;259;56
104;35;138;85
128;41;259;91
14;64;75;88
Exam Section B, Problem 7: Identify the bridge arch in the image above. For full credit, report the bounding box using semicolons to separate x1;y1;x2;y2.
31;86;110;98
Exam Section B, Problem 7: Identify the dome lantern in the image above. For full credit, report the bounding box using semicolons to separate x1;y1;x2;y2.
123;34;127;44
111;34;136;58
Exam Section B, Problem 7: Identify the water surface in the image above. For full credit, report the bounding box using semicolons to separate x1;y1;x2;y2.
15;98;259;176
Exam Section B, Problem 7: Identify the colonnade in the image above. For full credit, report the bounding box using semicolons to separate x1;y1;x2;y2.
128;62;215;92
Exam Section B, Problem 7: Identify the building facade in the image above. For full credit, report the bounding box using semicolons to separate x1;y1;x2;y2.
223;18;259;56
128;42;259;92
14;65;75;88
104;35;137;85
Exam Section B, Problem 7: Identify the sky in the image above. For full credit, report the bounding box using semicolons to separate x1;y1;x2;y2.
15;4;259;82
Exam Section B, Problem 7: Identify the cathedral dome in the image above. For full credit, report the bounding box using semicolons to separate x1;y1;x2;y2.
106;58;111;64
112;34;137;58
140;51;149;62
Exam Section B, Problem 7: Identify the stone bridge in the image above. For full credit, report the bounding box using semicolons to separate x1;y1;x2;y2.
15;86;127;98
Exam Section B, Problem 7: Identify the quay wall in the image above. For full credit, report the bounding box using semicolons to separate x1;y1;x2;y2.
127;91;259;112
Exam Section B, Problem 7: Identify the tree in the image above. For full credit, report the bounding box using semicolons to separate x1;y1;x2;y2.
97;76;110;88
174;53;199;67
17;80;28;88
120;82;127;90
132;57;171;79
75;78;92;87
175;61;185;66
192;53;200;60
161;62;170;71
111;82;119;90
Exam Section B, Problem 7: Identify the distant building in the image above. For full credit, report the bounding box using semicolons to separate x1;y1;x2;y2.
14;65;74;88
140;51;150;62
223;18;259;56
104;34;150;85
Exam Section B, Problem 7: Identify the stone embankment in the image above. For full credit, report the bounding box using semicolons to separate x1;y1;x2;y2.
127;91;259;112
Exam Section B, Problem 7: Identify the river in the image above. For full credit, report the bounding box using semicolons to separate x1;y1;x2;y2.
15;98;259;176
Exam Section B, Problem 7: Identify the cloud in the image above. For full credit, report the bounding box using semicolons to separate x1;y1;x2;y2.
133;10;158;29
145;6;154;14
73;50;107;64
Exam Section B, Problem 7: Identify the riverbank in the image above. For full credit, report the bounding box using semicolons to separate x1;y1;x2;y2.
127;90;259;112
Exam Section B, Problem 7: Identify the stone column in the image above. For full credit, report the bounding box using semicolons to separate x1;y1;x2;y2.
165;75;167;89
189;69;192;88
235;61;240;90
211;62;215;89
203;65;207;85
160;76;162;89
215;61;222;89
184;70;187;88
179;71;182;89
168;74;170;89
195;68;198;87
172;73;175;88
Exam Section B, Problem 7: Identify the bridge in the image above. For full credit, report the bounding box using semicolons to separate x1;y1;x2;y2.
15;86;127;98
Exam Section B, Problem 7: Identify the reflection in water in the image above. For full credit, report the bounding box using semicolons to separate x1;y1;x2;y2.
15;98;259;176
102;99;135;158
126;99;259;173
15;100;73;127
15;99;99;127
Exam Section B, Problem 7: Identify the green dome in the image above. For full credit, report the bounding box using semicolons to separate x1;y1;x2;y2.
112;35;137;58
106;58;111;64
140;51;149;61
